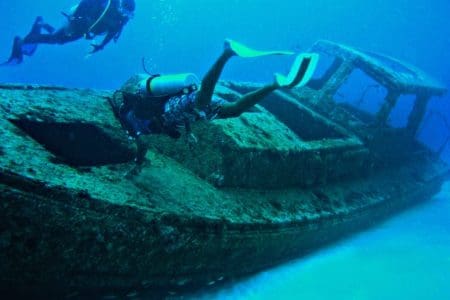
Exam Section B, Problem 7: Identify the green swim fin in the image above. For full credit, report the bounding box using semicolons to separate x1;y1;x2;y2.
275;53;319;88
225;39;294;58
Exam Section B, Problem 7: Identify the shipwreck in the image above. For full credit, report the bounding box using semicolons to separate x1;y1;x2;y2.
0;40;449;298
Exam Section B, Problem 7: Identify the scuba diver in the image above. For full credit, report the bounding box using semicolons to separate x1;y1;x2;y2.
112;39;319;176
1;0;135;65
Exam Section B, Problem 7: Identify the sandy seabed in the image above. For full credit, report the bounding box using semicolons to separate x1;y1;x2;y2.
194;181;450;300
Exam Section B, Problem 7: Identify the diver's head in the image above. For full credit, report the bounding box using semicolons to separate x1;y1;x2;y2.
120;0;136;17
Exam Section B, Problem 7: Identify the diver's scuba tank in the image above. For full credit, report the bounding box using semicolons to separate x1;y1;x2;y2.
138;73;200;97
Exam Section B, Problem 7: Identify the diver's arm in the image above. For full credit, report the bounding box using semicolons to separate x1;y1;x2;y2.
113;26;124;42
89;30;116;53
113;17;129;42
182;117;198;148
89;16;128;53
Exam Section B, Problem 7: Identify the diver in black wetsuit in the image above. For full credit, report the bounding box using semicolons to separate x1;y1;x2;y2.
113;39;319;176
2;0;135;65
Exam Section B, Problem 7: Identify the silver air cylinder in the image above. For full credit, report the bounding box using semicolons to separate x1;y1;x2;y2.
139;73;199;97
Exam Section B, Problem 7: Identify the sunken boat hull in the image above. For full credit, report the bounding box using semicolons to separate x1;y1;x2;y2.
0;41;449;297
1;166;446;296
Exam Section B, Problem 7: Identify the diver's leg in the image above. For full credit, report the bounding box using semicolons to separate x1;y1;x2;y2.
1;36;25;65
24;28;81;45
41;22;56;34
24;15;84;45
195;46;234;109
135;137;148;166
21;16;59;44
219;52;319;118
125;136;149;178
219;83;279;118
29;17;55;35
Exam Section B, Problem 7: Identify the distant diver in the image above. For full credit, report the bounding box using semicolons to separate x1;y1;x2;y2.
1;0;136;66
112;39;319;176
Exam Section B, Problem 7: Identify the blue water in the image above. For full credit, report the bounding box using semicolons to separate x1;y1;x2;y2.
1;0;449;159
1;1;450;87
1;1;449;298
194;182;450;300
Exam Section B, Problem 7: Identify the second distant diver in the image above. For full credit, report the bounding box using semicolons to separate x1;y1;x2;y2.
2;0;136;65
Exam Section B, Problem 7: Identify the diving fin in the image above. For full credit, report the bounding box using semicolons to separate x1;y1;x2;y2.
1;36;24;66
225;39;294;58
1;16;55;66
275;53;320;88
21;43;38;56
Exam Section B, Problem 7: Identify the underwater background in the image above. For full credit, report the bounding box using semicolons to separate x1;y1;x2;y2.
1;0;449;161
0;0;449;299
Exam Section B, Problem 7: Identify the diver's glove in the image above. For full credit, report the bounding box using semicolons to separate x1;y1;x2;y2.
89;43;104;54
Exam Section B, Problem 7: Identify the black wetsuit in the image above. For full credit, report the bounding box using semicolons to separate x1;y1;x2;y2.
25;0;128;45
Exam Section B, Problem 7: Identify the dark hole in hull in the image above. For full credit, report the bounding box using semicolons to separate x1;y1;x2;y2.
10;119;134;167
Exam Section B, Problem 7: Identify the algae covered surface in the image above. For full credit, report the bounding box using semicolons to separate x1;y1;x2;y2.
0;82;368;222
0;81;448;296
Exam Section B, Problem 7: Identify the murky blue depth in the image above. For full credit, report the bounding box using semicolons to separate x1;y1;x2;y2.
194;182;450;300
1;1;449;159
0;1;449;299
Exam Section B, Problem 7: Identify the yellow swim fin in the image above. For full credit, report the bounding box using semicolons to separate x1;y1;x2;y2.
275;53;320;88
225;39;294;58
